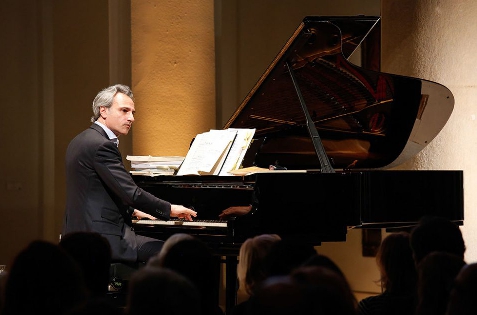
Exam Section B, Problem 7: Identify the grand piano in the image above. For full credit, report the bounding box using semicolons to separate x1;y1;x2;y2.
132;16;463;313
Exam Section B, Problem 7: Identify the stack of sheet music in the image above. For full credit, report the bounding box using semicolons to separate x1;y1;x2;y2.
126;155;184;176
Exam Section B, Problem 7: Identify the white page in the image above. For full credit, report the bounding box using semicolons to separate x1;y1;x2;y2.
210;129;238;175
176;131;235;176
218;128;256;176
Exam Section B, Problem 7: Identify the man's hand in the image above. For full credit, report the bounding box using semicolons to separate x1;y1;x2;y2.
132;209;157;220
218;205;252;220
170;204;197;221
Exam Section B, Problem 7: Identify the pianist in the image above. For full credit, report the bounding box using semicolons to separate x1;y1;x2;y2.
62;84;197;264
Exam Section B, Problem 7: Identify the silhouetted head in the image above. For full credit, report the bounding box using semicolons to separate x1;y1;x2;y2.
264;239;317;277
60;231;112;297
301;254;346;279
151;236;222;315
147;233;194;268
2;240;87;315
416;251;466;315
248;266;357;315
377;232;417;294
154;237;214;289
237;234;281;295
126;266;200;315
446;262;477;315
410;216;465;265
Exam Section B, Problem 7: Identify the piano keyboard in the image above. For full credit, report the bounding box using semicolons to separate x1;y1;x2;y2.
134;219;228;229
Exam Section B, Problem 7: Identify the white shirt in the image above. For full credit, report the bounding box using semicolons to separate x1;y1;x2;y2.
94;121;119;146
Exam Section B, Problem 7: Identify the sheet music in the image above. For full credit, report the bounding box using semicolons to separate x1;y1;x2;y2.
218;128;256;176
176;130;237;176
126;155;184;176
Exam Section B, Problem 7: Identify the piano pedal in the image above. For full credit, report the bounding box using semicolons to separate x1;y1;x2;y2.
108;277;126;292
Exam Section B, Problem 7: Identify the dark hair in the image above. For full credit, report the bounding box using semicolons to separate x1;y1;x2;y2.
377;232;417;294
264;239;317;277
2;240;87;315
446;262;477;315
126;266;200;315
416;251;466;315
410;216;465;264
302;254;346;280
154;237;221;315
59;231;112;297
248;266;357;315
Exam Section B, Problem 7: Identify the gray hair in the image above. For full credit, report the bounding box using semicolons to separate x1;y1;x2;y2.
91;84;134;122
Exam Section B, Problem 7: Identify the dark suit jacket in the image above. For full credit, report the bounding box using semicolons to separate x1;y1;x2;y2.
63;123;171;262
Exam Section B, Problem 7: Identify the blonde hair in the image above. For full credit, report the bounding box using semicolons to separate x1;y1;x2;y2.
237;234;281;296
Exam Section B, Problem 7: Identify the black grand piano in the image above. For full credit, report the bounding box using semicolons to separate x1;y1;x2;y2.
132;16;463;313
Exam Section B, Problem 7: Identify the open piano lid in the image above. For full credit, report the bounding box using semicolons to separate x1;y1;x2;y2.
224;16;454;170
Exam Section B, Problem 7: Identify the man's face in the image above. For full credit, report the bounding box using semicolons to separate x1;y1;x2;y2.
100;92;135;137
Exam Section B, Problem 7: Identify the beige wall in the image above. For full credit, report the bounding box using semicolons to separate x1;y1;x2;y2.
131;0;216;157
0;0;113;265
382;0;477;263
0;0;43;265
52;0;112;241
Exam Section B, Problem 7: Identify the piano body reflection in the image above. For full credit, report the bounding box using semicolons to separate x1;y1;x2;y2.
132;16;463;312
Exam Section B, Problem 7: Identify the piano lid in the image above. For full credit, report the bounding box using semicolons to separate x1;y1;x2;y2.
224;16;454;170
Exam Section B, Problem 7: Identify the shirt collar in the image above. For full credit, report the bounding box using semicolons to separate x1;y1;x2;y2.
94;121;118;141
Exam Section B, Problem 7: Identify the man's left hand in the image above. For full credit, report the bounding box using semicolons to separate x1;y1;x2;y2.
132;209;157;220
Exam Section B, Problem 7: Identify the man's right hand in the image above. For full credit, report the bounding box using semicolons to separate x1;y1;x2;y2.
218;205;252;220
170;204;197;221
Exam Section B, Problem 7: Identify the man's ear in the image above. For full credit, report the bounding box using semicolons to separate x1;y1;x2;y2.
99;106;108;119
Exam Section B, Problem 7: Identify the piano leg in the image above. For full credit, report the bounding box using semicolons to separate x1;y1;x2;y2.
225;255;238;315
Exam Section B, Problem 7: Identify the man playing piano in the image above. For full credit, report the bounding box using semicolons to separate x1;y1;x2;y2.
62;84;197;264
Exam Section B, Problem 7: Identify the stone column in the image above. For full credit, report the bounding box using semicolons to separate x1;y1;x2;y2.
382;0;477;261
131;0;216;156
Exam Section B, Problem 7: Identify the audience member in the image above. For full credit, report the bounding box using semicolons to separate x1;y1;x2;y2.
410;216;465;265
301;253;346;279
264;238;317;277
4;216;471;315
1;240;87;315
148;235;224;315
416;251;466;315
59;231;113;298
446;262;477;315
357;231;417;315
247;265;357;315
148;233;194;265
125;266;200;315
237;234;281;296
230;234;281;315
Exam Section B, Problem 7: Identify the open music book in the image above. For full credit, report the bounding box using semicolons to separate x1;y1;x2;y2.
176;128;255;176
